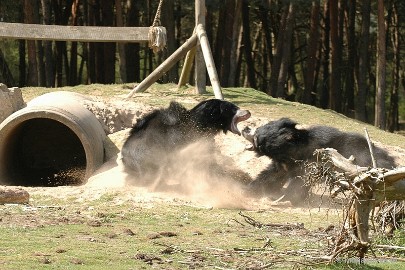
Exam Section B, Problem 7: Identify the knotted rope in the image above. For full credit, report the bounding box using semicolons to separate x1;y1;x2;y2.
148;0;167;52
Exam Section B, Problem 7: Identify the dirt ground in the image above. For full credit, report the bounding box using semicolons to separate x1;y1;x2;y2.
15;96;405;212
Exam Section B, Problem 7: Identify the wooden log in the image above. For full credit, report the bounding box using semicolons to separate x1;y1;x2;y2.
195;0;207;94
317;148;368;176
126;33;198;97
0;22;152;43
196;24;224;100
177;46;196;88
0;187;30;204
318;148;405;201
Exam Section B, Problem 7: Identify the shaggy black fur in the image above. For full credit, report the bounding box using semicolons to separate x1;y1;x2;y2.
121;99;251;187
243;117;397;204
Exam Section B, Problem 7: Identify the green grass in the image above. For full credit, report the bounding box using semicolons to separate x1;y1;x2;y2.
0;193;340;270
3;83;404;269
21;83;405;149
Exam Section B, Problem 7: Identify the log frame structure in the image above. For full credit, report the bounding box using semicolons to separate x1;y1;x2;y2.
127;0;224;99
0;0;223;99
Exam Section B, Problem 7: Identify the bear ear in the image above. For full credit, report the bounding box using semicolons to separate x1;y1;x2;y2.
220;100;237;115
279;117;298;129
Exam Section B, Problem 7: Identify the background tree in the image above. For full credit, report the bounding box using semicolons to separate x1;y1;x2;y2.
375;0;386;129
302;0;320;105
23;0;38;86
356;0;371;122
329;0;342;112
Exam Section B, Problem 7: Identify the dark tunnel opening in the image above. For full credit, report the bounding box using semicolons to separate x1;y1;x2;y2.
4;118;86;186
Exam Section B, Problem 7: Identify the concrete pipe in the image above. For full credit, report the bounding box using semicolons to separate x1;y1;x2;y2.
0;91;106;186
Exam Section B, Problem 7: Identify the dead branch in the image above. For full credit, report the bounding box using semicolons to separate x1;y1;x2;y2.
309;148;405;262
238;211;305;230
375;244;405;251
364;128;377;168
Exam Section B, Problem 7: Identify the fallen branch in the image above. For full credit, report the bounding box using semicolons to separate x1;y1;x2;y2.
311;147;405;262
375;244;405;251
238;211;305;230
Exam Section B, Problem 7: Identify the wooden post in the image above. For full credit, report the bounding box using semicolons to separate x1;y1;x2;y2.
126;34;198;98
195;0;207;94
196;24;223;100
177;46;196;88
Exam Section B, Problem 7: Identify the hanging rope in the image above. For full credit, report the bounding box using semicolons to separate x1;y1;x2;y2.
148;0;167;52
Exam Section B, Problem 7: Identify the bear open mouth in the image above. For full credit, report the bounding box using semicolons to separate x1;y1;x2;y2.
241;126;256;150
230;109;251;135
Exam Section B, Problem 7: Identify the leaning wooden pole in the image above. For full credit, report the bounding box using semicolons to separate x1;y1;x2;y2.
196;24;223;100
177;46;196;88
126;34;198;98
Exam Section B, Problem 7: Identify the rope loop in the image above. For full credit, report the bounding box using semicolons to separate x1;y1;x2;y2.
148;0;166;52
148;26;167;52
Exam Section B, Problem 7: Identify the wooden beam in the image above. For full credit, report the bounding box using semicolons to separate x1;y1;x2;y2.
0;22;155;43
196;24;223;100
177;46;196;88
195;0;207;94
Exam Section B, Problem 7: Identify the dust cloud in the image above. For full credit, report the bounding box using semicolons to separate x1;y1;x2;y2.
86;139;253;209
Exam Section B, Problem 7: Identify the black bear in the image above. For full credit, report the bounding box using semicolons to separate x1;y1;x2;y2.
121;99;251;189
242;117;397;204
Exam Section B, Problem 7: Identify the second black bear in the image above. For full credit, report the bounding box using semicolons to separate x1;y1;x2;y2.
242;117;397;204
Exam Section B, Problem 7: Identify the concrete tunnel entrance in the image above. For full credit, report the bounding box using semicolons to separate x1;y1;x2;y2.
4;118;86;186
0;91;106;187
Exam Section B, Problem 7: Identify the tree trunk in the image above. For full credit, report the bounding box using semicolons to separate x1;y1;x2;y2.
125;0;141;83
32;1;45;87
244;23;261;88
18;39;26;87
345;0;356;117
100;0;115;84
241;0;257;90
24;0;38;86
387;3;399;132
160;0;176;83
356;0;370;122
228;0;242;87
257;0;272;91
329;0;342;112
86;0;96;84
40;0;55;87
235;22;244;88
302;0;320;105
375;0;386;129
214;1;226;85
276;2;295;98
214;0;235;87
115;0;126;83
320;0;330;109
269;2;289;97
0;49;15;86
69;0;79;86
53;0;72;86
